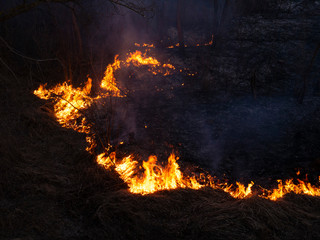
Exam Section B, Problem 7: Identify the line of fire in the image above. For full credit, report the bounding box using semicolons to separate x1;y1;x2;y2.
1;1;320;239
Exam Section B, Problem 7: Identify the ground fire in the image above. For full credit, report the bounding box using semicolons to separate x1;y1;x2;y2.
3;1;320;239
34;48;320;201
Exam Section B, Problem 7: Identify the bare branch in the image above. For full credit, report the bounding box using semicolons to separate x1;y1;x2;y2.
0;36;64;67
109;0;152;17
0;0;152;22
0;0;76;22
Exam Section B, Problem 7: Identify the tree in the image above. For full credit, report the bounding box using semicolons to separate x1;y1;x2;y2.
0;0;151;22
176;0;184;53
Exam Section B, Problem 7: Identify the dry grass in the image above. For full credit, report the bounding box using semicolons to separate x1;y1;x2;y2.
0;72;320;240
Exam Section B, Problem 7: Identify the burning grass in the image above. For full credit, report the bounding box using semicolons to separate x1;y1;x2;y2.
1;43;320;239
33;48;320;201
1;71;320;239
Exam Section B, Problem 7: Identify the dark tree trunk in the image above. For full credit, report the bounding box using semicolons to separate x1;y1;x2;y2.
212;0;219;37
176;0;184;54
157;0;165;45
298;43;320;104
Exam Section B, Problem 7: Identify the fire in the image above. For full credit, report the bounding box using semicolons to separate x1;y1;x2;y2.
34;78;93;133
262;178;320;201
34;45;320;201
96;151;254;198
204;35;214;46
34;49;177;134
100;55;122;97
126;50;160;67
97;152;203;194
126;50;176;76
135;43;155;48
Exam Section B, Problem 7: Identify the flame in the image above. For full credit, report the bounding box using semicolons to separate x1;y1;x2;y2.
34;78;93;133
34;45;320;201
204;35;214;46
262;178;320;201
126;50;160;67
96;152;255;198
126;50;175;76
34;49;178;134
100;55;122;97
135;43;155;48
97;152;202;194
222;182;254;199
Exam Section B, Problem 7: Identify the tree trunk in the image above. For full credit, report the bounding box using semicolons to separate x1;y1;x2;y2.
212;0;219;36
176;0;184;54
298;43;320;104
157;0;165;45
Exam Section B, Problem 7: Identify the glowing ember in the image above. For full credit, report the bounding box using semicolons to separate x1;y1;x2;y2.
135;43;155;48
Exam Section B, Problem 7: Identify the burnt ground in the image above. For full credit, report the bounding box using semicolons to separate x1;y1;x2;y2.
1;1;320;239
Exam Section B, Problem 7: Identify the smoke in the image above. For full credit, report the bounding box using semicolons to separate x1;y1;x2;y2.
5;0;312;179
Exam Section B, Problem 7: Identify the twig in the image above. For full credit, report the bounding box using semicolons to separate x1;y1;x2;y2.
0;0;151;22
109;0;149;17
0;56;18;80
0;36;64;67
51;93;87;116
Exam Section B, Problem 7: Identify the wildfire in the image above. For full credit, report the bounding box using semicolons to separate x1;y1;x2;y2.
34;46;320;201
262;178;320;201
96;150;319;200
34;78;93;133
100;55;122;97
126;50;160;67
96;151;254;198
126;50;176;76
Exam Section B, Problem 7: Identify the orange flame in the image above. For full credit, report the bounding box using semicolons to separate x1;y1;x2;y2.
101;55;122;97
125;50;175;76
96;152;254;198
126;50;160;67
34;46;320;201
135;43;155;48
34;78;93;133
262;178;320;201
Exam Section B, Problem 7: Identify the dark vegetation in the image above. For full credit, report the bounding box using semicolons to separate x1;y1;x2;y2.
1;0;320;239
